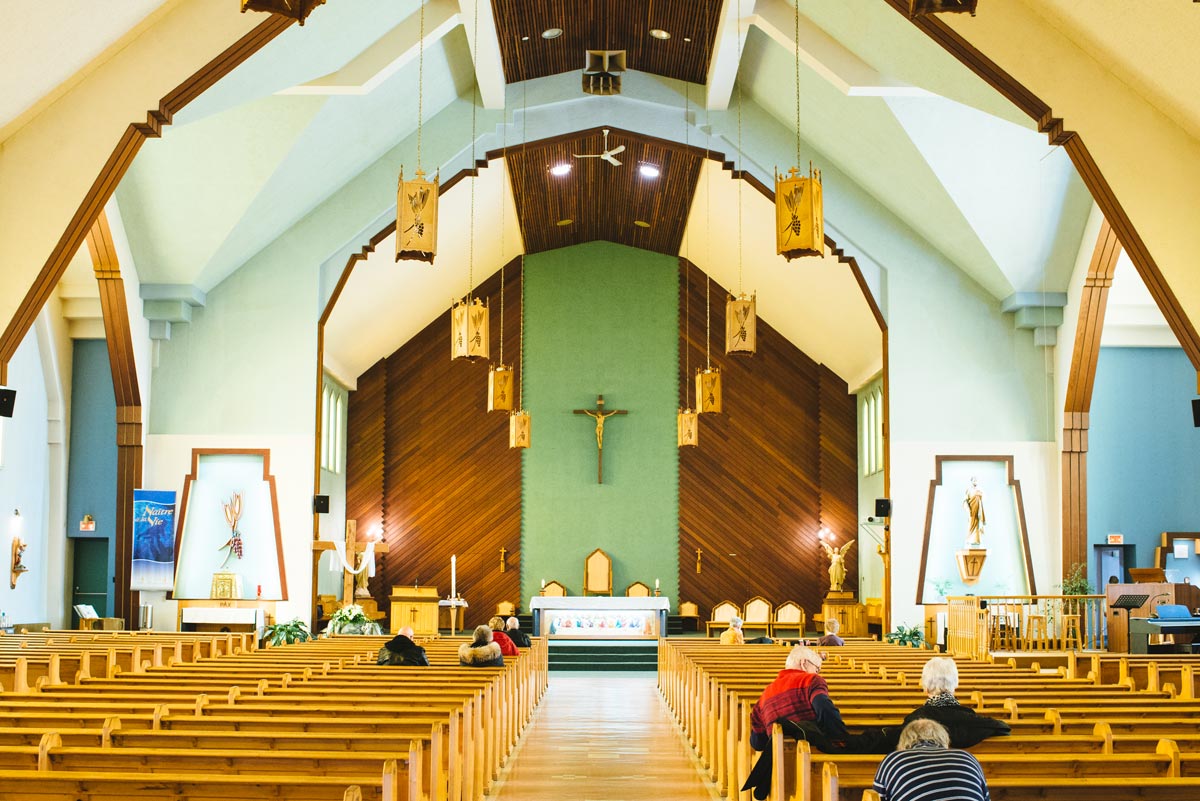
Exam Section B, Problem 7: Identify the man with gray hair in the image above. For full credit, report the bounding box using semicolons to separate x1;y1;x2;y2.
741;645;849;799
873;719;989;801
505;616;531;648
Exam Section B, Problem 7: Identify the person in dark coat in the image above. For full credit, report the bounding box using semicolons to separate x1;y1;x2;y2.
376;626;430;666
901;657;1009;747
459;625;504;667
505;616;531;648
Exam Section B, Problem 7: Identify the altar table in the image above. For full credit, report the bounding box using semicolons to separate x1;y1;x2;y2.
529;595;670;639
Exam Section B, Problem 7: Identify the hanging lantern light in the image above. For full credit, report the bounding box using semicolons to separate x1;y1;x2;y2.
396;1;438;263
509;409;531;449
451;296;489;361
695;367;722;414
775;0;823;261
489;365;514;412
677;408;698;447
396;168;439;262
775;164;823;260
726;292;756;355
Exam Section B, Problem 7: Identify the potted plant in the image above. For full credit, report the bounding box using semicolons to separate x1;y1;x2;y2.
886;623;925;648
262;618;312;647
326;603;383;636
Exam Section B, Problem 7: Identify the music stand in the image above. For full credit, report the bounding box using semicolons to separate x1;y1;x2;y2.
1113;594;1149;611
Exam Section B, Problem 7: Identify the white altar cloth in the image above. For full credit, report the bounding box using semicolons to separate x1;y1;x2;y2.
529;596;670;638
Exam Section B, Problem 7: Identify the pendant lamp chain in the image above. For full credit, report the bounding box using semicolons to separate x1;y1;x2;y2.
506;57;531;447
736;0;743;297
417;0;424;169
774;0;823;261
794;0;801;169
395;0;439;262
467;0;479;300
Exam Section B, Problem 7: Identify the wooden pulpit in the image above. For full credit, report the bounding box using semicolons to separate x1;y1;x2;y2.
389;586;439;636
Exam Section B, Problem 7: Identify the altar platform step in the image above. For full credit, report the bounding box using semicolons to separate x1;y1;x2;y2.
548;640;658;672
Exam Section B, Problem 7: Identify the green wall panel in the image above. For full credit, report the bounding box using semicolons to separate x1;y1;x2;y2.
521;241;679;604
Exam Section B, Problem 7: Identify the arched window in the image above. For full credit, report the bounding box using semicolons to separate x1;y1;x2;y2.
860;385;884;478
320;378;348;474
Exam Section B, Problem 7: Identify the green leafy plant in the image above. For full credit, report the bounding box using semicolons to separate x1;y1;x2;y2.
326;603;383;636
1059;562;1094;596
886;623;925;648
263;618;311;647
931;578;954;602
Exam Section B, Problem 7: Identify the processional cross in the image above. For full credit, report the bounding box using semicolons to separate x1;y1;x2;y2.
573;394;628;484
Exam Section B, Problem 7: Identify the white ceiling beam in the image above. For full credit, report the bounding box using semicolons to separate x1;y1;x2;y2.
458;0;506;110
750;0;930;97
706;0;756;111
706;0;927;109
277;0;462;97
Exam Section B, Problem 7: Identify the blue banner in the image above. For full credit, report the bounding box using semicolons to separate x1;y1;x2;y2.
132;489;176;591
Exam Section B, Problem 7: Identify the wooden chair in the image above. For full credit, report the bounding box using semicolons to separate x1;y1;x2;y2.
495;601;516;617
679;601;699;633
706;601;740;637
770;601;805;638
742;596;773;638
583;548;612;596
625;581;651;597
542;580;567;597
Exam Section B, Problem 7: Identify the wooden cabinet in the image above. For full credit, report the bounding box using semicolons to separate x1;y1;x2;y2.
389;586;439;636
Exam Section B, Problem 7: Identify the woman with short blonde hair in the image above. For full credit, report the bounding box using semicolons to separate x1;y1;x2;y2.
874;720;988;801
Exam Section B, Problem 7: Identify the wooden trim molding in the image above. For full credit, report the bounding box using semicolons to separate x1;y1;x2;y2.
916;455;1037;604
0;16;294;386
883;0;1200;371
172;448;289;601
1061;220;1122;574
1154;532;1200;571
85;210;143;628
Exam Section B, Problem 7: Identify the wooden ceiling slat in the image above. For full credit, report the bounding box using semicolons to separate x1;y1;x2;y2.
492;0;722;84
507;126;702;255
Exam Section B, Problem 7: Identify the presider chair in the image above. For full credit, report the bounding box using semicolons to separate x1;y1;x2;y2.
626;581;651;597
583;548;613;596
706;600;740;637
742;596;773;638
542;580;567;597
771;601;805;639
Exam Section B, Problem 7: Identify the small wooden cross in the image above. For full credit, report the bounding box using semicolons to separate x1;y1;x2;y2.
572;394;628;484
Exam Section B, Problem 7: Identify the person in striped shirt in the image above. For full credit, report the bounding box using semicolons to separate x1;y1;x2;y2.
873;719;990;801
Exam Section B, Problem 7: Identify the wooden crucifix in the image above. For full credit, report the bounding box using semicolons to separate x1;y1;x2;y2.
573;394;628;484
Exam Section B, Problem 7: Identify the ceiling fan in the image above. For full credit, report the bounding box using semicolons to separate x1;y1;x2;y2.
572;129;625;166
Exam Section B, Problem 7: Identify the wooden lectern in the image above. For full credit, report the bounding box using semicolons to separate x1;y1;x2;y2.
389;586;439;636
1106;581;1200;652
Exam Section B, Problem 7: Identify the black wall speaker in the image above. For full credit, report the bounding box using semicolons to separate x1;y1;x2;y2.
312;495;330;514
875;498;892;518
1192;398;1200;428
0;388;14;418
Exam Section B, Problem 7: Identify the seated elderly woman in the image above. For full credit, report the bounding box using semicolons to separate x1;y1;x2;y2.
459;624;504;667
720;616;745;645
816;618;844;647
741;645;849;800
873;719;989;801
488;615;520;656
900;657;1009;747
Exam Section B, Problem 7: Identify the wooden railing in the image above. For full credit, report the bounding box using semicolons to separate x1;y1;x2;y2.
947;594;1106;659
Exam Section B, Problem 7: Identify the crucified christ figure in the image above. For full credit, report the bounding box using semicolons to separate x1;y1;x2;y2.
573;394;628;483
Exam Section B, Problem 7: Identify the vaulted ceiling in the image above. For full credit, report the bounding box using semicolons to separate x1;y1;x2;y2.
7;0;1193;382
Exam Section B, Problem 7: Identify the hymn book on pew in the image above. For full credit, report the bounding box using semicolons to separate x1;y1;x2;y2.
73;604;99;620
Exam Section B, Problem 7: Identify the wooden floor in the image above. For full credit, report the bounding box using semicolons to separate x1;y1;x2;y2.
488;672;720;801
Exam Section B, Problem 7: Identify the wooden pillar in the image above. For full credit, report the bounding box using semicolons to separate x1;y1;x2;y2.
1061;220;1121;574
86;211;143;627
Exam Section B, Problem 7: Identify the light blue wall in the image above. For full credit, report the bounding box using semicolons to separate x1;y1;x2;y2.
0;330;50;624
67;341;117;545
1089;347;1200;567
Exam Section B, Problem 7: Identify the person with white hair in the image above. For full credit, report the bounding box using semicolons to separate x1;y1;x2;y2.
505;616;531;648
720;616;745;645
741;645;849;799
817;617;844;647
873;719;989;801
895;657;1009;748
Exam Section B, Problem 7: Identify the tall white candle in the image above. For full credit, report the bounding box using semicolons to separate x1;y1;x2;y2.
451;555;457;599
541;578;546;589
655;578;660;590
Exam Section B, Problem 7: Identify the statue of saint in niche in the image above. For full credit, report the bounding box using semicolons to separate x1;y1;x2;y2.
963;477;986;546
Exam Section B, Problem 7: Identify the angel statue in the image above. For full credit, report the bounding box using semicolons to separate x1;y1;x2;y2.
820;539;855;593
218;492;244;568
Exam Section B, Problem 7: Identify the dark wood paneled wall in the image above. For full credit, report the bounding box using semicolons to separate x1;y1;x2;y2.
346;263;523;628
677;260;857;623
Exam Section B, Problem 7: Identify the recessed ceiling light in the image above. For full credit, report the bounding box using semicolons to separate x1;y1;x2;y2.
549;163;572;177
557;219;574;227
684;37;692;43
521;35;530;41
634;220;651;228
650;29;671;40
638;164;661;178
542;28;563;39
